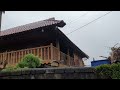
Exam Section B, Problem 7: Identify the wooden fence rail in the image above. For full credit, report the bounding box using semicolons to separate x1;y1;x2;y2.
0;44;75;66
0;45;51;66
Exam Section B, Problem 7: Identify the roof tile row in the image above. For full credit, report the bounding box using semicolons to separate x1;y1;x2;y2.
0;17;64;37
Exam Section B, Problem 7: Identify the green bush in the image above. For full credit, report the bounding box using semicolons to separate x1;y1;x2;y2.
110;63;120;79
1;66;17;72
96;64;111;79
1;65;29;72
96;63;120;79
0;54;42;72
17;54;41;68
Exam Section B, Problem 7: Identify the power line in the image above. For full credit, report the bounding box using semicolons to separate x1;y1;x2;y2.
67;12;88;25
66;11;112;35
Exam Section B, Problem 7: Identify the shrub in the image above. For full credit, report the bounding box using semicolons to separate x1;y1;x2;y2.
1;65;20;72
96;64;111;79
110;63;120;79
96;63;120;79
1;66;16;72
17;54;41;68
1;65;29;72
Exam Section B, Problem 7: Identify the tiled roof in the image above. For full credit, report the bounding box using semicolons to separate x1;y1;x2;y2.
0;17;65;37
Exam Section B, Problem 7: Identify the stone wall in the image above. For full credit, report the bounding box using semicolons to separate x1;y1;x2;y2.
0;67;97;79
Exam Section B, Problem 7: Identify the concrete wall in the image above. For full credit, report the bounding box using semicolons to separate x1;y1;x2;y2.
0;67;97;79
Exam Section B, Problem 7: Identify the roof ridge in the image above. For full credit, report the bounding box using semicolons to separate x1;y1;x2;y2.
0;18;66;37
44;17;55;21
2;17;57;31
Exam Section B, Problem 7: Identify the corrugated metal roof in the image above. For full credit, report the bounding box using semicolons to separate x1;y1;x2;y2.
0;17;65;37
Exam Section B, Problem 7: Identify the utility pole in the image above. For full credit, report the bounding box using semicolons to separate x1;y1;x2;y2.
0;11;5;31
0;11;2;31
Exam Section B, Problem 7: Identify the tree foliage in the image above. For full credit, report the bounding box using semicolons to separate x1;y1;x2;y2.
96;63;120;79
17;54;41;68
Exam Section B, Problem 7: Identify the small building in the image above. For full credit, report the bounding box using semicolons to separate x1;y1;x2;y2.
91;59;111;67
0;17;89;67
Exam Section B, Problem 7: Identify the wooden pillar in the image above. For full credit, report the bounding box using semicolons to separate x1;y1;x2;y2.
21;51;24;59
40;48;43;60
7;53;10;65
11;52;13;64
44;48;46;60
33;49;35;55
73;52;76;66
50;43;53;61
30;49;32;54
13;52;15;65
73;52;80;67
5;51;7;63
0;53;1;62
15;52;17;64
56;39;60;61
18;52;20;62
48;47;49;61
37;48;39;57
67;48;70;66
3;53;4;62
78;56;81;67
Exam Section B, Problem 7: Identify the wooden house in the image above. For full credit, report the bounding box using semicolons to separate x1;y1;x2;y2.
0;18;89;67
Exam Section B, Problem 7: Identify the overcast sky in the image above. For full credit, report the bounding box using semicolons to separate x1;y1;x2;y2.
1;11;120;66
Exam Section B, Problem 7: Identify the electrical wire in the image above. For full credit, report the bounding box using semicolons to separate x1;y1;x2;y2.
67;12;88;25
66;11;112;35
